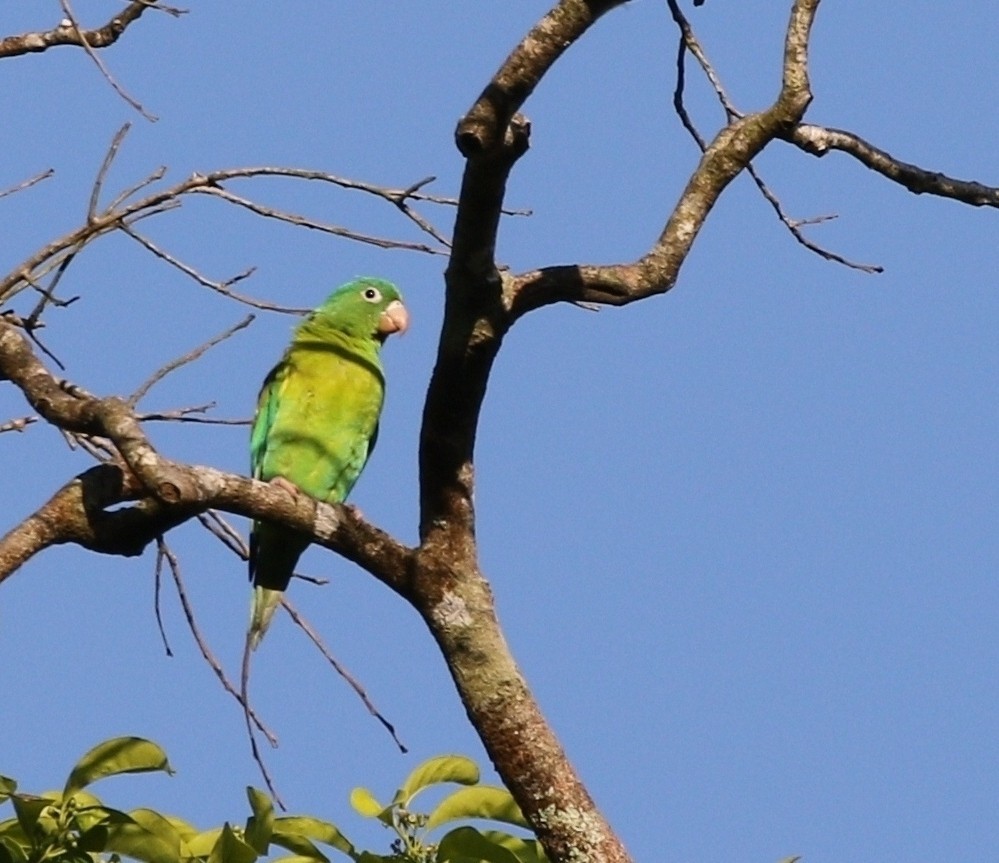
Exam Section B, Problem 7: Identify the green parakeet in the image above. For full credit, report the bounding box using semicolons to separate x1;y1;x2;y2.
248;277;408;649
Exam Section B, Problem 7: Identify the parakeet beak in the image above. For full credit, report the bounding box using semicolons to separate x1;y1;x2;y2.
377;300;409;337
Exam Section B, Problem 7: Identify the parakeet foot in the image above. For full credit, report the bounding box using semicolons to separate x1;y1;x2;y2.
269;476;301;498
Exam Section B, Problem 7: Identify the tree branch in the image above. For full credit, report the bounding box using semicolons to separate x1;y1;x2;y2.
0;1;177;60
507;0;821;318
787;123;999;206
0;319;413;589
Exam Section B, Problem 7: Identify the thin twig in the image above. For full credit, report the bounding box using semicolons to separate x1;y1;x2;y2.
120;225;308;315
89;123;132;221
192;184;447;256
107;166;167;211
156;536;279;746
666;0;741;120
745;164;883;273
153;540;174;656
139;404;251;425
59;0;157;121
129;315;255;407
0;169;54;200
0;416;37;434
283;599;407;753
197;510;250;559
241;639;286;810
672;31;707;151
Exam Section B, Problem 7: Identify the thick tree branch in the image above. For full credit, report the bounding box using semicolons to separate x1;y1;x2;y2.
0;320;413;589
0;2;177;60
507;0;820;318
411;5;826;863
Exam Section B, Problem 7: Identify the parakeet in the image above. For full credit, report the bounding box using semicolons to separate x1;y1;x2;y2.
248;277;408;649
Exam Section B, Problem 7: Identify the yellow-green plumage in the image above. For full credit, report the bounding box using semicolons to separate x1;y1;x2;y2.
248;277;407;649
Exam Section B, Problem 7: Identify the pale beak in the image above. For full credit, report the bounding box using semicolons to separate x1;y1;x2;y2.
377;300;409;336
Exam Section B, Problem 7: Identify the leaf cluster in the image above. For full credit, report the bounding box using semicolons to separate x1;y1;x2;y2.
0;740;545;863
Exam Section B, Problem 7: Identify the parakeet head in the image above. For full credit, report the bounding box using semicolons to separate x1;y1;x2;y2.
302;277;409;343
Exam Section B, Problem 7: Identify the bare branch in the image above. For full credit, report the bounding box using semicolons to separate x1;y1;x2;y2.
666;0;741;124
282;598;407;753
0;169;54;201
138;404;250;426
0;318;414;590
744;165;883;273
0;1;173;59
119;225;308;315
197;510;250;559
156;536;279;746
89;123;132;221
152;540;173;656
0;416;37;434
191;184;446;256
1;162;455;309
788;123;999;207
129;315;255;407
58;0;157;121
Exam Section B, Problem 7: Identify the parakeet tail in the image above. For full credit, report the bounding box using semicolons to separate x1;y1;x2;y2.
249;585;284;651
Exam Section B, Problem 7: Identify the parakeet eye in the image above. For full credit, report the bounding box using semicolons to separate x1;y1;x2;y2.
362;287;382;303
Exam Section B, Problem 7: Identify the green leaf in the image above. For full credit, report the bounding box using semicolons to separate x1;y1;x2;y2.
206;824;257;863
244;788;274;855
0;836;28;863
273;816;353;857
347;787;384;821
0;777;16;804
426;787;529;831
269;832;328;863
477;831;547;863
9;795;55;839
437;827;524;863
77;824;111;852
185;828;223;858
69;800;114;834
64;738;173;799
395;756;479;808
103;808;184;863
271;857;335;863
776;857;801;863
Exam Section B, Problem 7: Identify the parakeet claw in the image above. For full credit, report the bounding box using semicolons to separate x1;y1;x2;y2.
270;476;301;498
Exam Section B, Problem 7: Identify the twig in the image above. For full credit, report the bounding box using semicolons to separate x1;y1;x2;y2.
667;0;880;273
671;26;707;151
0;169;54;200
1;163;462;307
59;0;157;121
89;123;132;221
192;184;447;256
139;404;251;425
0;416;37;434
283;598;407;754
120;225;308;315
197;510;250;559
107;166;167;211
129;315;255;407
745;164;883;273
666;0;741;121
153;539;174;656
157;535;279;746
241;638;286;810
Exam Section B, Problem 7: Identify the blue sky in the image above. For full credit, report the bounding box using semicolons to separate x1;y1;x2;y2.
2;3;998;861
